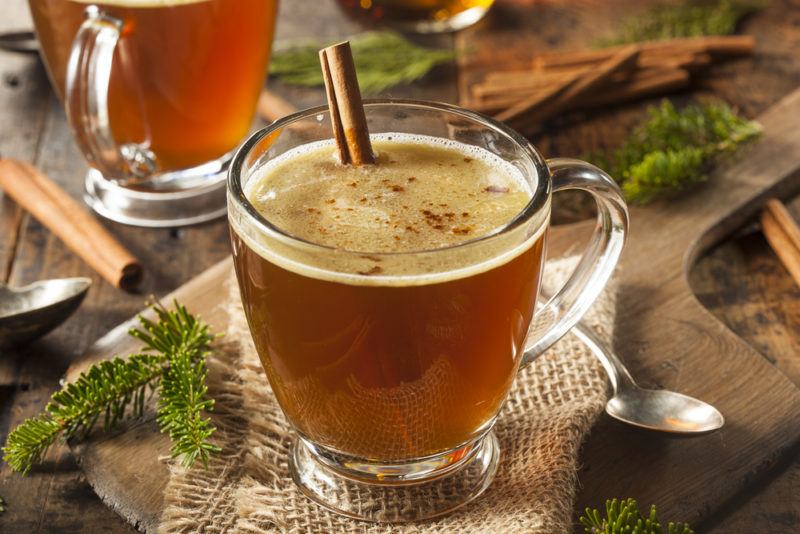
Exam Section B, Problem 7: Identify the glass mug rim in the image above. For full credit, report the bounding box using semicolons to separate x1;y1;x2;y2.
227;98;552;260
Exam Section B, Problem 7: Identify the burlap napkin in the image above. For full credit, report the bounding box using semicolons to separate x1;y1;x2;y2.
158;256;614;533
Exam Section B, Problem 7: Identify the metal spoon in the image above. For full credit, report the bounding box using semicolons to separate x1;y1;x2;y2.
0;30;38;54
0;278;91;349
571;320;725;434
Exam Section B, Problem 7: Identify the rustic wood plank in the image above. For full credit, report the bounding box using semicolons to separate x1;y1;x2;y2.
2;0;799;532
0;5;101;531
0;103;138;533
0;1;50;387
690;199;800;532
573;88;800;527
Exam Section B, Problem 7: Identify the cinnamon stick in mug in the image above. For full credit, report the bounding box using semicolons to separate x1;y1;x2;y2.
0;158;143;290
319;41;375;166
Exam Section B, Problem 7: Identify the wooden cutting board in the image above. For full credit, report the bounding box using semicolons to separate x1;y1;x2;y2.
67;88;800;532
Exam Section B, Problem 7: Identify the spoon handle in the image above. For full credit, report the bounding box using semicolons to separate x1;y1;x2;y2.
569;319;638;394
0;30;38;54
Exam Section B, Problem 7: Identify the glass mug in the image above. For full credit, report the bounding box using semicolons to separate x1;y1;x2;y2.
228;101;627;522
336;0;495;33
28;0;278;226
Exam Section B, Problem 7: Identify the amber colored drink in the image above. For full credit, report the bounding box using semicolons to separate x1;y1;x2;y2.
29;0;277;171
231;136;546;460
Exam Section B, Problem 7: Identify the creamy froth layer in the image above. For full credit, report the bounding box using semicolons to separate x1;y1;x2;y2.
232;134;547;285
245;134;532;254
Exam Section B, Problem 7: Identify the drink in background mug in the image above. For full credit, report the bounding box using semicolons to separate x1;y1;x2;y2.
336;0;494;33
28;0;278;226
228;100;628;522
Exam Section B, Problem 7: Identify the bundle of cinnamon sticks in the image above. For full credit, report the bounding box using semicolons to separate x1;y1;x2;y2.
462;35;755;134
761;199;800;288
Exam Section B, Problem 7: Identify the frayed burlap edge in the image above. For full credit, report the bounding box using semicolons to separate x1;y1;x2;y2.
159;256;614;533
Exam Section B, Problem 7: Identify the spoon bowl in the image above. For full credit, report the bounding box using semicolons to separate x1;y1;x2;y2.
606;386;725;434
570;317;724;435
0;277;91;349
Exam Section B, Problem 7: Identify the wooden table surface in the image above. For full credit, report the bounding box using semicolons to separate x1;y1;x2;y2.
1;0;799;532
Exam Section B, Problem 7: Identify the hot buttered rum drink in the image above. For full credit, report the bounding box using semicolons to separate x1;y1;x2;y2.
29;0;277;171
230;135;546;460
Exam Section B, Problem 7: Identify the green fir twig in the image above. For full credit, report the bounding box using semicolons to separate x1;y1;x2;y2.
269;31;454;94
597;0;766;47
590;100;761;204
3;354;163;474
2;301;220;475
580;498;694;534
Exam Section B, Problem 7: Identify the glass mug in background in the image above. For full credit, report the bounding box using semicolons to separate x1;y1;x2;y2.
336;0;495;33
228;101;627;522
28;0;278;226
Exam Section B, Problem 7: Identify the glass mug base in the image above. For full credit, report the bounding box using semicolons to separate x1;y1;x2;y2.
83;154;231;227
290;431;499;522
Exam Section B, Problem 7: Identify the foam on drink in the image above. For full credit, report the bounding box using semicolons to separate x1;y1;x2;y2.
248;132;537;241
236;134;546;285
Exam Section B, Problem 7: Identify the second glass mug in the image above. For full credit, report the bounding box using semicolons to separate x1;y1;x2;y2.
228;101;628;522
28;0;279;226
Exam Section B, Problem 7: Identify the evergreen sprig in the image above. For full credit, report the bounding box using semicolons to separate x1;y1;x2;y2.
597;0;766;46
2;301;220;475
156;335;218;468
580;498;694;534
591;100;761;203
269;31;454;94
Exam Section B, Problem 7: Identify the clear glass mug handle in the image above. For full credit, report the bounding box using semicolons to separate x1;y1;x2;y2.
65;6;156;184
521;158;629;368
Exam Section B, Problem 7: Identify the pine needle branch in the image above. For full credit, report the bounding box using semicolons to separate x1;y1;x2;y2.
269;31;454;94
3;354;163;474
148;303;221;467
580;498;694;534
590;100;761;204
2;301;220;475
597;0;766;46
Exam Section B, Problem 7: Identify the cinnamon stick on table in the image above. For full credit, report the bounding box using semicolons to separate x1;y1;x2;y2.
473;52;706;100
319;42;374;166
0;158;143;290
531;35;754;70
469;66;690;113
495;45;641;130
463;35;754;120
579;67;690;108
761;199;800;287
258;88;300;124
